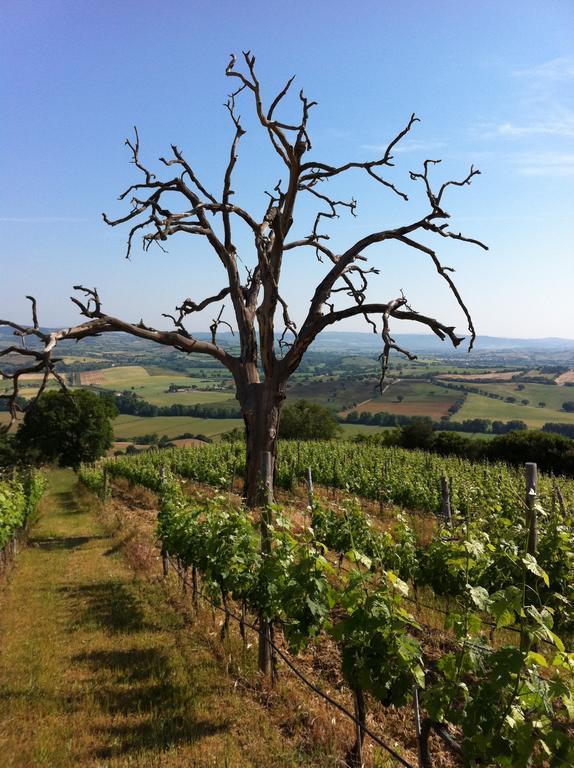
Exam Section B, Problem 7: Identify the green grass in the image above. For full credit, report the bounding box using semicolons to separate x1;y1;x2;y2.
467;381;574;411
366;380;456;414
93;366;236;407
114;415;243;439
1;362;236;409
454;393;574;428
436;430;495;441
287;378;378;411
0;470;326;767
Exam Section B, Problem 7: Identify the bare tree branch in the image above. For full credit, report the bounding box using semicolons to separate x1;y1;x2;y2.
394;234;477;350
281;297;465;378
1;53;485;515
210;305;234;345
0;287;241;431
298;113;420;200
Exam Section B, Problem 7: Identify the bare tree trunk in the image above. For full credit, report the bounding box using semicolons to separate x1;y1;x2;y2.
239;380;285;507
235;378;285;677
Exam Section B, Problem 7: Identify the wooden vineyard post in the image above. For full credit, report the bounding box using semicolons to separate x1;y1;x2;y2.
191;565;199;610
525;463;538;556
440;475;452;526
306;467;314;509
553;483;566;518
524;462;538;652
380;462;385;516
413;685;432;768
348;688;366;768
179;559;188;593
159;467;169;578
332;456;338;497
101;468;109;502
258;451;273;678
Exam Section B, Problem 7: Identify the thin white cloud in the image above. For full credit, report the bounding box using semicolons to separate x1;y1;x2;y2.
474;108;574;140
512;152;574;177
475;58;574;142
513;57;574;82
496;116;574;138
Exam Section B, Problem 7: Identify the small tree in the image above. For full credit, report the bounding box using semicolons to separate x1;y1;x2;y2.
0;432;16;468
0;52;485;505
279;400;340;440
16;390;116;468
400;417;435;450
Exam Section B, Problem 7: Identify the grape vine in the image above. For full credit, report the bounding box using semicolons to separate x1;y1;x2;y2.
79;449;574;767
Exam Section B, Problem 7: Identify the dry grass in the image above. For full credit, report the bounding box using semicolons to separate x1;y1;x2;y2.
436;371;522;381
556;369;574;386
80;370;106;385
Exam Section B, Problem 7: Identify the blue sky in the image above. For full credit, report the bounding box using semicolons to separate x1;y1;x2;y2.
1;0;573;342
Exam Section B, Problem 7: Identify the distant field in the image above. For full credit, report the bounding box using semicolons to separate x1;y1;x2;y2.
82;365;236;407
468;381;574;411
436;430;495;441
287;379;378;410
80;371;106;385
343;381;458;420
453;393;574;428
524;369;555;381
6;357;574;442
556;370;574;386
61;356;103;364
437;370;522;382
113;415;243;439
97;365;152;386
1;364;235;409
112;437;205;452
18;373;51;382
0;379;65;399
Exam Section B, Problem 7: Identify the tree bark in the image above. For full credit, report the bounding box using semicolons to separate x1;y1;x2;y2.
238;379;286;507
235;377;286;677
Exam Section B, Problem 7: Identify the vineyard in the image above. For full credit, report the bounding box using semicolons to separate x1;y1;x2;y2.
0;470;46;562
76;441;574;767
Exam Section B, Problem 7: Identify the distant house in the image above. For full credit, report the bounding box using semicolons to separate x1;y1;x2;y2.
167;383;197;393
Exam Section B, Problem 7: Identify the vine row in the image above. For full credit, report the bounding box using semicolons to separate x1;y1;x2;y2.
79;456;574;767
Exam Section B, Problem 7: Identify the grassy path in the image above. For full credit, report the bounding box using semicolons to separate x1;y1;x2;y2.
0;470;315;768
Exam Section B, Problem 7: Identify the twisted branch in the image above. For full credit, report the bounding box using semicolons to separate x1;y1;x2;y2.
2;53;485;432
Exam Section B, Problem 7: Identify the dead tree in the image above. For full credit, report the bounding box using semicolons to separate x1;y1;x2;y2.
0;51;487;506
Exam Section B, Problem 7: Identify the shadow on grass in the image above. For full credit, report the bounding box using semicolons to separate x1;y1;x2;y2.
103;530;137;558
55;490;84;514
73;647;229;758
30;535;107;551
61;580;150;634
